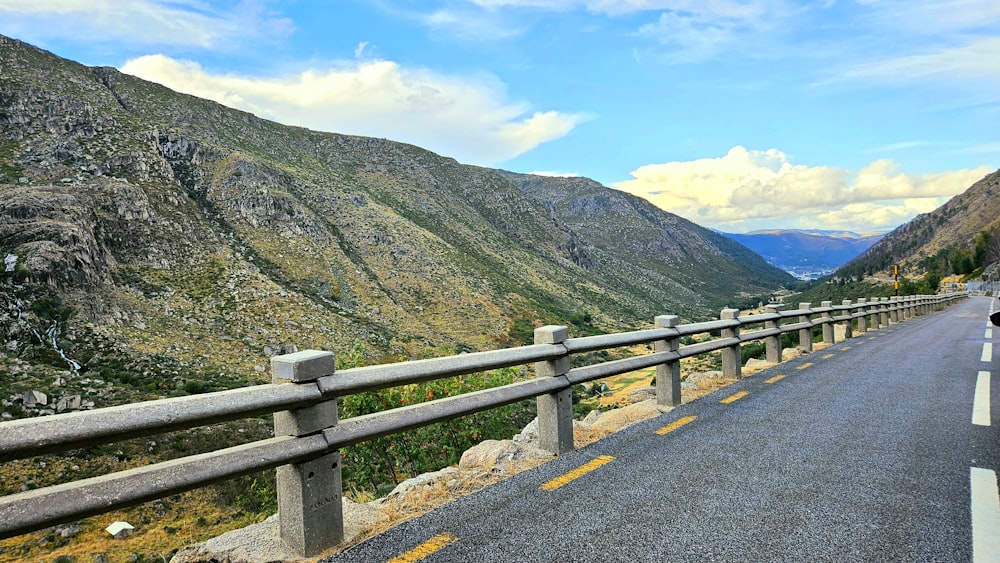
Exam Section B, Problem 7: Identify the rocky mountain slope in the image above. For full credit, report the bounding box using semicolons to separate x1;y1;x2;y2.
835;170;1000;279
723;229;884;279
0;34;792;407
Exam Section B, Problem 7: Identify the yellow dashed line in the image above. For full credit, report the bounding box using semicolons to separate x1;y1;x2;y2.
656;415;697;435
822;353;834;359
720;391;749;404
540;455;615;491
765;374;786;384
796;362;814;370
388;533;457;563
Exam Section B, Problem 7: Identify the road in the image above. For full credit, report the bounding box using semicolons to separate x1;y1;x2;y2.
326;296;1000;562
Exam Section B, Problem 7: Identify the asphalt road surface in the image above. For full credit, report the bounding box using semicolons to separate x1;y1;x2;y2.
326;296;1000;562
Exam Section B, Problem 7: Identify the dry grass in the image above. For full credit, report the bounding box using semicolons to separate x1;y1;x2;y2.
0;488;265;562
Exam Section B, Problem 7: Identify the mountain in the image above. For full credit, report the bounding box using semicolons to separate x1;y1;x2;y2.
835;170;1000;280
0;34;793;400
723;229;884;280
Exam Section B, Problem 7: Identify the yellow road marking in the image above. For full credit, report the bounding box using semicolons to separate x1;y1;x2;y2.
765;374;785;384
656;415;697;435
720;391;749;404
540;455;615;491
841;346;852;350
822;353;834;359
796;362;814;370
388;533;457;563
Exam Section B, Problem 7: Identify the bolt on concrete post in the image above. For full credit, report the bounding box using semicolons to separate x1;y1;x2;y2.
841;300;853;339
857;298;868;333
534;325;574;455
720;309;741;379
798;303;813;353
879;297;889;326
821;301;835;344
271;350;342;558
869;297;880;330
764;305;782;363
654;315;681;407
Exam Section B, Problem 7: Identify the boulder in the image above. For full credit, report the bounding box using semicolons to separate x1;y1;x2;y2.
579;409;603;426
627;386;656;404
459;440;519;470
744;358;773;371
22;390;47;407
781;348;802;361
342;497;389;541
386;466;459;498
588;399;664;432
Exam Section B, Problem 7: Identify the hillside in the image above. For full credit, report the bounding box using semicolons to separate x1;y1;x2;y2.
723;229;884;279
0;33;794;411
835;170;1000;280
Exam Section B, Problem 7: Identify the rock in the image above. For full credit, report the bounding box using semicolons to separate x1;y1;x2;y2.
92;554;108;563
4;340;17;351
588;399;664;432
627;386;656;404
744;358;773;371
106;521;134;538
56;522;81;538
23;389;47;407
681;380;697;390
169;514;306;563
686;371;723;385
512;417;538;446
342;497;389;541
387;466;459;499
580;409;603;426
781;348;802;361
459;439;519;470
56;395;82;412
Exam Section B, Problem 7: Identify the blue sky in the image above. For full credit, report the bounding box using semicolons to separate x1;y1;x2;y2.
1;0;997;233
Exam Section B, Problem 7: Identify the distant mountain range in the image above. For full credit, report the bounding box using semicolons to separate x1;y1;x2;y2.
722;230;885;280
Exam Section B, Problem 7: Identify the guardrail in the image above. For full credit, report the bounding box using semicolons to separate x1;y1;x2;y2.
0;293;965;555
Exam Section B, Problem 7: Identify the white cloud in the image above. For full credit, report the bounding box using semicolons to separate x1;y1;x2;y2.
840;37;1000;83
0;0;293;50
120;55;589;165
612;146;992;232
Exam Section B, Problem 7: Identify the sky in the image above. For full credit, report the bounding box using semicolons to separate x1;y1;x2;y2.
0;0;997;234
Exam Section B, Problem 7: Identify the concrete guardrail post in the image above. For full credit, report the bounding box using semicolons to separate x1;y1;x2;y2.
534;325;574;455
821;301;835;344
798;303;813;353
869;297;880;330
889;297;899;324
879;297;889;326
764;304;782;363
841;300;853;339
720;308;741;379
654;315;682;407
857;298;868;333
271;350;342;558
906;296;915;319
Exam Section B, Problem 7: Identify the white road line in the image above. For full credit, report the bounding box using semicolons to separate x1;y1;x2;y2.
988;329;994;340
971;467;1000;562
984;343;994;363
974;371;991;426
